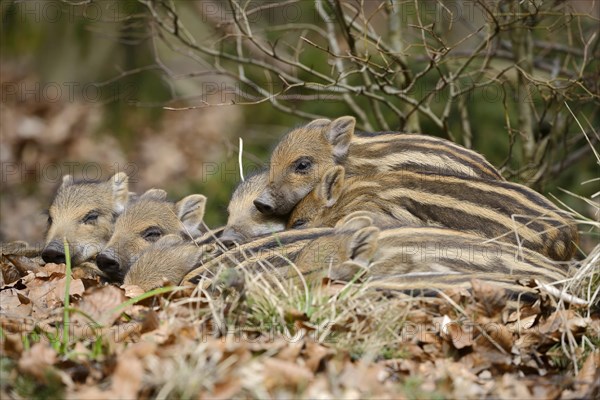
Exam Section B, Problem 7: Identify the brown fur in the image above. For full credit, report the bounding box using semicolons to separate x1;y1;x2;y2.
124;235;209;291
348;134;504;180
255;116;504;216
255;117;354;216
42;173;130;266
293;214;568;294
96;189;206;282
289;167;579;261
181;227;334;285
182;214;567;299
221;171;286;245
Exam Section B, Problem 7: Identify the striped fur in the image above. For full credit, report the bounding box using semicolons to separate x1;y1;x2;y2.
348;133;503;180
255;116;503;216
363;273;551;301
176;216;566;301
288;167;579;261
293;215;568;298
181;227;334;284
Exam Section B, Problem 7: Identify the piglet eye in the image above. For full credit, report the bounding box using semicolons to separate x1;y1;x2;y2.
294;158;313;174
291;219;307;229
142;227;163;242
47;215;53;226
82;211;99;224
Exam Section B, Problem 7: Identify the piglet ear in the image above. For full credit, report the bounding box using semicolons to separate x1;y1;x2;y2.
325;116;355;159
346;226;380;267
140;188;168;201
334;211;374;232
316;166;345;207
175;194;207;239
110;172;129;213
304;118;331;130
60;174;74;189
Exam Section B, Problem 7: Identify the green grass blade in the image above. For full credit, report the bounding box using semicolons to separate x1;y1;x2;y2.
61;238;72;354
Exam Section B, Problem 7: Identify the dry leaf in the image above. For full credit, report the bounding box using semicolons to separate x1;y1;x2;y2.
476;323;513;353
539;310;589;340
276;340;304;362
99;342;155;398
339;360;389;393
262;358;313;389
122;284;145;299
74;285;126;327
562;351;600;399
284;308;309;324
1;332;25;358
55;278;85;299
440;316;473;349
303;341;334;372
18;342;57;381
0;288;23;311
506;314;537;333
471;279;506;319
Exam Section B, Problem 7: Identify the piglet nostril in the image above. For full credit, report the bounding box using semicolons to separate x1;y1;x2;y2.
96;252;120;276
253;199;274;215
41;246;66;264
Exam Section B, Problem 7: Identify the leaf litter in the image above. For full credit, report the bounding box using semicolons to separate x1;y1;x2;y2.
0;248;598;399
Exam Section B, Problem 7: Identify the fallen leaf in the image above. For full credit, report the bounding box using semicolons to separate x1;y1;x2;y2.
55;278;85;299
506;314;537;333
1;332;25;358
476;322;513;353
339;360;390;393
0;288;22;311
110;353;144;398
539;310;588;340
562;351;600;399
74;285;126;327
262;357;313;389
18;342;57;381
471;279;506;319
276;340;303;362
122;284;145;299
39;263;68;276
440;316;473;349
284;308;309;324
303;341;334;372
139;309;160;334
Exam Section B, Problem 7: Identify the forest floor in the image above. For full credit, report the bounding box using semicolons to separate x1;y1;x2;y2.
1;251;598;399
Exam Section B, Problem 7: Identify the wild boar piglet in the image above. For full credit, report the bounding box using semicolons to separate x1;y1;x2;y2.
288;166;579;261
42;173;130;266
124;234;211;291
220;170;287;247
293;213;568;295
96;188;206;282
254;116;504;216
